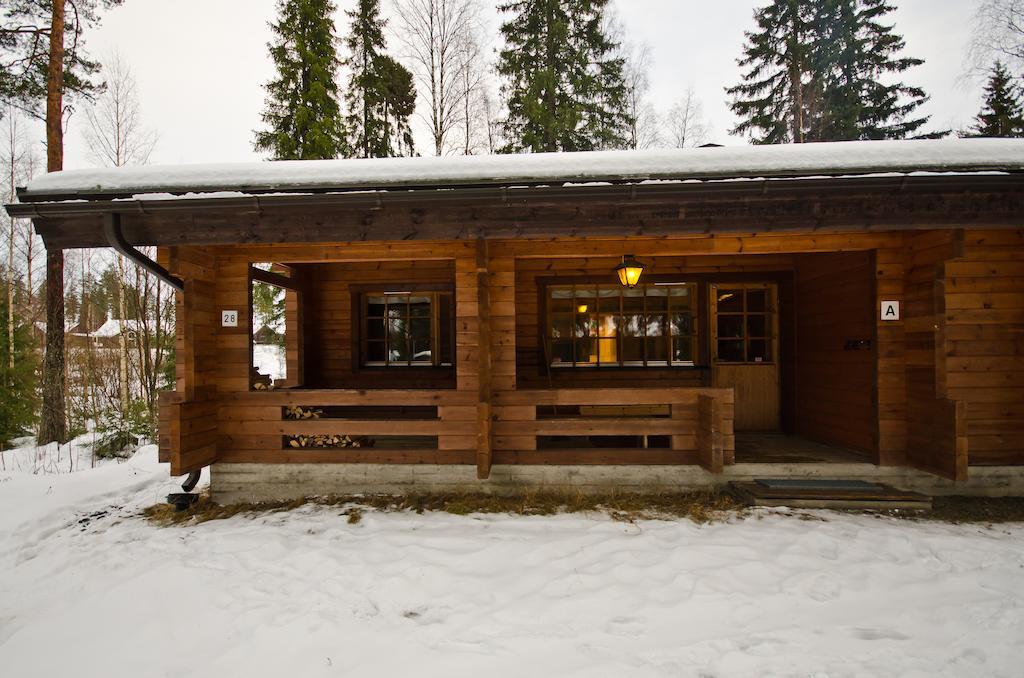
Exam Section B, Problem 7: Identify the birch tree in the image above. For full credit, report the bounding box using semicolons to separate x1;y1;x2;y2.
82;53;156;166
969;0;1024;77
394;0;481;155
623;43;659;149
666;87;710;148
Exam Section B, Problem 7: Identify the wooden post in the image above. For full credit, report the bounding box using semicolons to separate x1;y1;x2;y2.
476;239;493;479
697;394;724;474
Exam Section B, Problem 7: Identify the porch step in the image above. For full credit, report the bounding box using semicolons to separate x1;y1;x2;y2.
731;479;932;510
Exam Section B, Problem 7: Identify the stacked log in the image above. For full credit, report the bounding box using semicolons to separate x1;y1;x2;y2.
286;434;375;449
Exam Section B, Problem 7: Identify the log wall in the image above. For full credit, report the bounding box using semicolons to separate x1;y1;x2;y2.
156;229;1024;479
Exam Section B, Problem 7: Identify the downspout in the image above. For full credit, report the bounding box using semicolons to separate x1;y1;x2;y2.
102;213;184;292
104;212;199;505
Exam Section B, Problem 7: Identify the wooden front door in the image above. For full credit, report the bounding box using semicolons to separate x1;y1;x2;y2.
710;283;780;431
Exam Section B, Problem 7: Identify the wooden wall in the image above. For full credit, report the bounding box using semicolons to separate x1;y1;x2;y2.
944;229;1024;466
156;229;1024;477
300;260;455;389
793;251;876;454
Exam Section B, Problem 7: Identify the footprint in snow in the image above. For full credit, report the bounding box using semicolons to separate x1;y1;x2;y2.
851;627;910;641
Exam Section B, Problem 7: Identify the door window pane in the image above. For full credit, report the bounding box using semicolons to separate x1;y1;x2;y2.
718;339;745;362
718;315;744;339
717;289;743;312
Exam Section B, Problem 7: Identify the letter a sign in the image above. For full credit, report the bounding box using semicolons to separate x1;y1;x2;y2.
880;301;900;321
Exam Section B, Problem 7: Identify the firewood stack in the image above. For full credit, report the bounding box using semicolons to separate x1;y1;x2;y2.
284;405;323;420
286;434;375;449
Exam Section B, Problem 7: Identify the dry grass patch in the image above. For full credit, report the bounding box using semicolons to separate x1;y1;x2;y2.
142;489;747;527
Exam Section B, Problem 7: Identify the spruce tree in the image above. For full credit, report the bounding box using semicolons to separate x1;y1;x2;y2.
815;0;929;140
342;0;416;158
0;281;38;446
971;60;1024;137
254;0;347;160
727;0;816;144
729;0;931;143
496;0;631;153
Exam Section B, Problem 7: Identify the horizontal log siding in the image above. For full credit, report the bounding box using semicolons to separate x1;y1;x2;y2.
301;259;455;389
945;229;1024;466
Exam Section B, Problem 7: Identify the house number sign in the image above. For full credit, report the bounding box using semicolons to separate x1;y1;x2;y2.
880;301;900;321
221;310;239;327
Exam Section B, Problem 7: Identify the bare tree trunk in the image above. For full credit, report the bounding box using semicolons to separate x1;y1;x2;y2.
117;257;129;410
6;116;15;371
39;0;67;446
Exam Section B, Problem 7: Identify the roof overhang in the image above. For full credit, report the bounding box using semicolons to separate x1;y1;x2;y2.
8;172;1024;250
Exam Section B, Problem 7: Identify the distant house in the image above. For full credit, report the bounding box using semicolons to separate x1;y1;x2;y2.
252;324;284;345
7;139;1024;502
68;316;143;349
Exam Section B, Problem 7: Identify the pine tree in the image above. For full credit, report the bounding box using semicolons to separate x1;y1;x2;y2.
342;0;416;158
971;60;1024;137
727;0;816;144
496;0;631;153
815;0;929;140
254;0;347;160
0;279;38;446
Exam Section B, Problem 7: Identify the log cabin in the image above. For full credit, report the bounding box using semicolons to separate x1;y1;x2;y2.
7;139;1024;501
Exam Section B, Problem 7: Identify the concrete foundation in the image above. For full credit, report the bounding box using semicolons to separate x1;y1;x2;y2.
210;463;1024;503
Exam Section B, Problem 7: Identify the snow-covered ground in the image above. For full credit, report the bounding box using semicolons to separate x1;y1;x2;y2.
1;446;1022;677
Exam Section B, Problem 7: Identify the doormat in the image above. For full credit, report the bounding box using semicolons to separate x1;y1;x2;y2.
755;478;884;491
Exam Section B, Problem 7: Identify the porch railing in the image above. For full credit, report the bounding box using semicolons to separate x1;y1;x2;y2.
491;387;735;471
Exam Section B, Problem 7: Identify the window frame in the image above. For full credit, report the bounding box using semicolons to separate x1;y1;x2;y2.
710;282;779;365
543;281;701;369
353;283;456;370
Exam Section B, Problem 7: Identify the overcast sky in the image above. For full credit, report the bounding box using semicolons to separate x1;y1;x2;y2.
54;0;983;170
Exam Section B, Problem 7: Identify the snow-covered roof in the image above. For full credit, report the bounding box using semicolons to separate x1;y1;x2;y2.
18;139;1024;200
72;318;144;338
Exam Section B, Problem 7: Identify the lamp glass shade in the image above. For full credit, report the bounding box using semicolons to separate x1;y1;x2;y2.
615;255;645;288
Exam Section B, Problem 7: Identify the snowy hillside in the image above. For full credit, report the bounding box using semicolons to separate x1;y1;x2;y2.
1;447;1022;677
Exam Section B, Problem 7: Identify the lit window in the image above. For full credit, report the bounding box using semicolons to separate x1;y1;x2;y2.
547;283;697;367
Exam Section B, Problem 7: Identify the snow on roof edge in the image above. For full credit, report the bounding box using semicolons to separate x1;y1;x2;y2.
20;138;1024;199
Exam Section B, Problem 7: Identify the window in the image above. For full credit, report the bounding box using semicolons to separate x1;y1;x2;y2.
362;291;453;367
714;285;775;363
547;283;698;368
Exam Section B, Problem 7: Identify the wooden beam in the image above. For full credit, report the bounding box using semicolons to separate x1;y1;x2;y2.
476;238;493;479
250;265;303;291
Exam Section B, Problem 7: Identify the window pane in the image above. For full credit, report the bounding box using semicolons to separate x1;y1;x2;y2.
622;336;644;364
574;287;597;314
408;296;431;316
646;337;668;363
747;289;767;312
748;339;771;363
621;314;643;337
575;313;597;338
410;317;431;342
671;312;693;336
367;318;385;341
718;339;745;362
717;289;743;312
386;298;406;318
622;288;645;313
389;319;409;362
718;315;744;339
598;314;618;338
669;285;693;308
439;294;452;365
550;288;574;313
366;341;386;362
747;314;767;338
576;338;597;365
366;296;386;317
550;340;573;365
412;340;432;363
598;338;617;364
551;313;572;340
646;314;665;337
673;338;693;363
646;286;668;311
